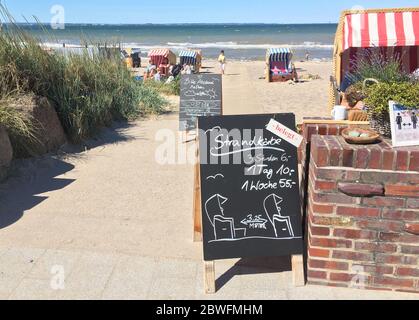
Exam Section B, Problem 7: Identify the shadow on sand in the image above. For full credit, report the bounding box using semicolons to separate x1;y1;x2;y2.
216;256;292;291
0;121;139;230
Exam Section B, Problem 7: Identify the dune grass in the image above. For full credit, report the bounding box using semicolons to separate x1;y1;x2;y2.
143;77;181;96
0;5;167;145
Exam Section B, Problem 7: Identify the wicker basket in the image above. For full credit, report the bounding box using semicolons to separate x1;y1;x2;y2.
369;112;392;138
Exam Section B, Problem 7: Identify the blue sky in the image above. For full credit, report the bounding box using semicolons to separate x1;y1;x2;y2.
3;0;419;24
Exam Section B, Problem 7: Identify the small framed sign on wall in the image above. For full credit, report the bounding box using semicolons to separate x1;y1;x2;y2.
389;101;419;147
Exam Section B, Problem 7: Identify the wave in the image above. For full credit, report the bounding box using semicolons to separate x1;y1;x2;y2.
41;41;334;51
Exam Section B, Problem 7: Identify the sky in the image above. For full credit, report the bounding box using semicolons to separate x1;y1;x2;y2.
3;0;419;24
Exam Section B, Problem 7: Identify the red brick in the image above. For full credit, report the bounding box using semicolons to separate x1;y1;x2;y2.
401;245;419;255
379;232;419;244
310;216;354;228
396;150;409;171
315;180;337;191
309;248;330;258
382;150;395;170
310;237;353;249
332;250;374;262
334;228;377;240
312;167;346;180
304;124;318;142
355;242;397;253
312;203;334;214
376;254;417;265
404;223;419;235
327;125;339;136
359;265;394;275
373;277;414;288
307;270;328;280
396;267;419;277
362;197;405;208
309;259;349;271
356;220;404;233
369;148;382;170
407;198;419;209
382;209;419;221
337;206;380;218
330;273;355;282
338;183;384;197
318;125;328;135
342;148;354;167
313;192;356;205
409;151;419;172
311;226;331;236
385;184;419;198
396;289;419;294
356;149;370;169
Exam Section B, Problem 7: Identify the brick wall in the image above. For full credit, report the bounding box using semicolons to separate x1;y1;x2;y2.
301;122;419;293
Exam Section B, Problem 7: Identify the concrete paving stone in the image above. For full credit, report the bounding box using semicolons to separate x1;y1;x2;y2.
101;256;156;300
287;285;338;300
153;258;198;280
27;249;82;280
0;275;23;299
0;247;45;278
147;278;197;300
57;252;119;300
8;278;62;300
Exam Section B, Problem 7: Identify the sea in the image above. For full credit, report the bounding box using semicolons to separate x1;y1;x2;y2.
19;23;337;61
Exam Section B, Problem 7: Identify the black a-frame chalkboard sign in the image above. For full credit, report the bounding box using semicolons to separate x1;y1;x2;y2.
194;113;305;293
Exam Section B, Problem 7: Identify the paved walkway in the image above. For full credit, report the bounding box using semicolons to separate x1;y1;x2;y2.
0;64;418;300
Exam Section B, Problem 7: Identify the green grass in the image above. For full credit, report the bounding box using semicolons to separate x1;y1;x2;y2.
0;4;168;145
0;95;40;157
143;77;181;96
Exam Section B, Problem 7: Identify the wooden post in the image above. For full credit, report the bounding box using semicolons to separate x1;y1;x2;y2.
193;159;202;242
292;254;305;287
204;261;216;294
193;126;203;242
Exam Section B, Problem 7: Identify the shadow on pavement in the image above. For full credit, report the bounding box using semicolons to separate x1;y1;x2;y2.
216;256;292;291
0;121;140;230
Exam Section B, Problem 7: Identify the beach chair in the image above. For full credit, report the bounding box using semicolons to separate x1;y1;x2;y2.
148;49;177;77
329;7;419;112
266;48;297;82
179;49;202;73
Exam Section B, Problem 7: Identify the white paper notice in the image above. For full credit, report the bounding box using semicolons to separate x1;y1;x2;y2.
266;119;303;148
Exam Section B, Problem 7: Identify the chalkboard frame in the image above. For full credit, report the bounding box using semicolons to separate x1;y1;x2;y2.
197;113;304;262
179;74;223;132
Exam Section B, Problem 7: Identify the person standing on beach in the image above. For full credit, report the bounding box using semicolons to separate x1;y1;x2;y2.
218;50;226;75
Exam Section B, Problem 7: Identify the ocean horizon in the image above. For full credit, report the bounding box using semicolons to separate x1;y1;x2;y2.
15;23;338;61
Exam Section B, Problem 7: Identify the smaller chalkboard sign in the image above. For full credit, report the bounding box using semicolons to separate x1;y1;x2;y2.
180;74;222;131
198;114;304;262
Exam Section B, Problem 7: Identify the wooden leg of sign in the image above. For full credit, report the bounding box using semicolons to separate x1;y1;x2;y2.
292;255;306;287
204;261;216;294
193;161;202;242
193;134;202;242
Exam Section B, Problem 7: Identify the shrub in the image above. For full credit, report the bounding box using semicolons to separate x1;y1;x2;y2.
364;82;419;115
348;49;410;84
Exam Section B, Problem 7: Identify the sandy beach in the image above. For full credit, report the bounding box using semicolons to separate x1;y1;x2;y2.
145;59;332;122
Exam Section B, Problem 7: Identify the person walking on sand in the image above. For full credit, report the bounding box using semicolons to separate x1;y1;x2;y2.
218;50;226;75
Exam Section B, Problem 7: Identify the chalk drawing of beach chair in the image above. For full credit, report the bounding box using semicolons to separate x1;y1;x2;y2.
263;194;295;238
